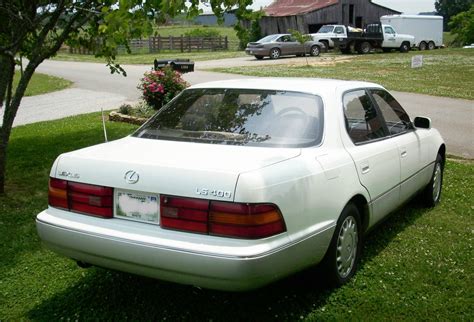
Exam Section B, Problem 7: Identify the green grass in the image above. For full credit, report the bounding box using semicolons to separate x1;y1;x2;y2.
13;71;72;96
53;50;246;65
53;25;244;64
213;48;474;100
0;113;473;320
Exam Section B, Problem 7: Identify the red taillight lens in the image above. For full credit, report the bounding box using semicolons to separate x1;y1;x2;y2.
160;196;209;233
48;178;68;209
160;195;286;239
48;178;113;218
209;202;286;239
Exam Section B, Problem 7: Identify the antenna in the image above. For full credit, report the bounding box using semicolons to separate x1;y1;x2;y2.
101;107;108;142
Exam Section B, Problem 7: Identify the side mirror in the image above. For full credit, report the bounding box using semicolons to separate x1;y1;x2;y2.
414;116;431;129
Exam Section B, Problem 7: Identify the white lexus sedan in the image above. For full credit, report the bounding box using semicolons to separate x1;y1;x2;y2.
36;78;445;291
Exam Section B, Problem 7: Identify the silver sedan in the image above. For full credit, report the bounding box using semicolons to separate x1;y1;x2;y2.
245;34;325;59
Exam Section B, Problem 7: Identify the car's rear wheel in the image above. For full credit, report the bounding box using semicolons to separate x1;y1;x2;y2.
254;55;264;60
270;48;281;59
321;202;362;286
421;154;444;207
428;41;436;50
310;45;321;56
419;41;427;51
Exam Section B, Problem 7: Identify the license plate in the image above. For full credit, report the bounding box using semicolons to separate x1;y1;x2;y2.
250;51;254;54
115;190;159;224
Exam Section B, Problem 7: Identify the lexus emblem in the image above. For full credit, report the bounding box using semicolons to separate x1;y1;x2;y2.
124;170;139;184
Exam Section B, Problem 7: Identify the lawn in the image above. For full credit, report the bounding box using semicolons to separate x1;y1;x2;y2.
0;113;472;320
213;48;474;100
13;71;72;96
53;50;246;65
53;25;245;64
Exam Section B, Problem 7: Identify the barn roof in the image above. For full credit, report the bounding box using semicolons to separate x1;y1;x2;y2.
264;0;339;17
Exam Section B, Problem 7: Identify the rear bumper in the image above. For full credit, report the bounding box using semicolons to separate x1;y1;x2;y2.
245;48;269;56
36;208;334;291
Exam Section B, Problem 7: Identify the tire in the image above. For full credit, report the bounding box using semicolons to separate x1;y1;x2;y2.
357;41;371;54
320;40;329;50
310;45;320;56
419;41;427;51
321;203;362;286
428;41;435;50
341;47;351;54
269;48;281;59
421;154;444;207
254;55;264;60
400;42;410;53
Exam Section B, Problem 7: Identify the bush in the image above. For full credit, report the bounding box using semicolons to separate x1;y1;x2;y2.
118;104;132;115
184;28;221;38
137;67;188;110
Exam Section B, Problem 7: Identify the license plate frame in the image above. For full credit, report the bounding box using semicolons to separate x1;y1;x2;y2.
115;189;159;225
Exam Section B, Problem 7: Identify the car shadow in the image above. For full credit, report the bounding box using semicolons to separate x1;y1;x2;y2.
27;198;429;321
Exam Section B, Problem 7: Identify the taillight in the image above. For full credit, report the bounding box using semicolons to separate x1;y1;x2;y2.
209;202;285;239
160;195;286;239
160;196;209;234
48;178;68;209
48;178;113;218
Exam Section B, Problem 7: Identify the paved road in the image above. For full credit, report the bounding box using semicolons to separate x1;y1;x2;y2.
11;58;474;158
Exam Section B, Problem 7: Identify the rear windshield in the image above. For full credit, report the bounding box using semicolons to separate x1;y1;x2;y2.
133;88;324;148
318;26;334;33
257;35;280;43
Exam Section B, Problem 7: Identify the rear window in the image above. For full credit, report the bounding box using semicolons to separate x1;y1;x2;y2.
133;88;324;148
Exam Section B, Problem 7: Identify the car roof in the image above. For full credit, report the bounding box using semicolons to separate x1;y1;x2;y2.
189;78;383;96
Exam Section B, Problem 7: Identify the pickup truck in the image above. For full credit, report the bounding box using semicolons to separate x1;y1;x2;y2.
309;25;346;49
329;23;415;54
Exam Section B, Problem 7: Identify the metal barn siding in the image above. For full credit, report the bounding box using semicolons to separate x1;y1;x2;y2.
260;0;399;35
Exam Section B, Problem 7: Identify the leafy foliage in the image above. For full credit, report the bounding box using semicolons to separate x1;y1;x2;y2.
435;0;474;30
234;9;264;49
449;4;474;45
184;28;221;38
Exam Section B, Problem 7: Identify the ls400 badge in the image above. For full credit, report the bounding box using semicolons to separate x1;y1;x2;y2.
58;171;80;179
196;188;232;199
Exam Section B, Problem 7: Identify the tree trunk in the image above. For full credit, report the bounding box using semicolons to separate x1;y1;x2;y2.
0;57;38;193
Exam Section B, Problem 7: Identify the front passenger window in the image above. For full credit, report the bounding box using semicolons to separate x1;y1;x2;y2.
343;90;387;143
370;89;413;136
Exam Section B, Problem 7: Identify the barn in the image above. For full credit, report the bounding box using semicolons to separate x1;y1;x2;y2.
260;0;400;35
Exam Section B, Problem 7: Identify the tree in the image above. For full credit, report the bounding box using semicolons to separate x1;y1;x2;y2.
289;29;312;66
0;0;251;194
449;4;474;45
234;7;263;49
435;0;474;30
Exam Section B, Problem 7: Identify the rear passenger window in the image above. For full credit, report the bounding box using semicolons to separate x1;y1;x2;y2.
370;89;413;136
343;90;387;143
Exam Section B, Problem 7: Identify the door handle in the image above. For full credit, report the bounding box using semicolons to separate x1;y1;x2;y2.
400;148;407;158
361;166;370;174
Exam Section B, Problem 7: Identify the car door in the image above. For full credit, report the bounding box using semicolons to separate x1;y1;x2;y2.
342;89;401;226
382;26;398;48
369;89;424;204
277;35;293;55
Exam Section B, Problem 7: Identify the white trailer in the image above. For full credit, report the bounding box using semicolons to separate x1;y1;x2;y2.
380;15;443;50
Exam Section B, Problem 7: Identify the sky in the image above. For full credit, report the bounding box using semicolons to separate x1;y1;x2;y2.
201;0;436;15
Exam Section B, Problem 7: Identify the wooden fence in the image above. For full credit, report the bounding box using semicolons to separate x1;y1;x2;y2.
67;35;230;54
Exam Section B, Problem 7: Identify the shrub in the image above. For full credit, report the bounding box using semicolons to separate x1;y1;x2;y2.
184;28;221;38
137;67;188;110
118;104;132;115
